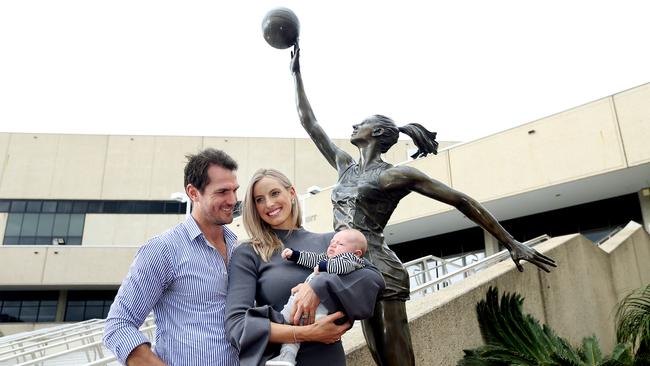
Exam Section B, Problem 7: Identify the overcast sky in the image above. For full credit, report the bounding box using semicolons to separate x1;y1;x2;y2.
1;1;649;142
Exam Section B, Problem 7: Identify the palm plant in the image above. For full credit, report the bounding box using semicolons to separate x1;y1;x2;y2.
615;284;650;365
458;287;634;366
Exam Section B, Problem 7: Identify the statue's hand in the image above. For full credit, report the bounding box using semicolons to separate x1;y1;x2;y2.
290;43;301;74
508;240;556;272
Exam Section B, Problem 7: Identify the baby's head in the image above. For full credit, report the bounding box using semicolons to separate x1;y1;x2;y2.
326;229;368;258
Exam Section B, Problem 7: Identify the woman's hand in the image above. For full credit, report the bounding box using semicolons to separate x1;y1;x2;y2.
290;283;319;325
290;44;300;74
508;239;556;272
299;311;350;344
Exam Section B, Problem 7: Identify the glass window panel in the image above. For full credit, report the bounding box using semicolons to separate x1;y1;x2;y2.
2;306;20;319
67;214;85;236
119;201;135;213
41;300;58;306
87;201;102;213
5;214;23;236
72;201;88;213
103;201;118;213
67;300;84;306
34;237;51;245
22;301;39;307
164;202;180;214
57;201;73;213
52;214;70;236
66;236;82;245
38;305;57;322
3;236;20;245
0;201;11;212
42;201;57;213
20;213;39;236
19;236;36;244
86;300;103;306
26;201;42;213
64;306;84;321
37;213;55;236
84;305;103;319
133;201;149;213
10;201;26;212
20;306;38;322
149;201;164;213
3;301;20;307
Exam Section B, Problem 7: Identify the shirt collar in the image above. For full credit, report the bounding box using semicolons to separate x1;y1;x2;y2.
182;215;238;249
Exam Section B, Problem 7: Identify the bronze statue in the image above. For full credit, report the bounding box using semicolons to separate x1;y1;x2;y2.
289;44;556;366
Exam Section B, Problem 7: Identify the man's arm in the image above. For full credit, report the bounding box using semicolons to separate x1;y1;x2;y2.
103;239;173;365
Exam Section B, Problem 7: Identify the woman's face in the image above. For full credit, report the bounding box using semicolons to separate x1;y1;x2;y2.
351;118;379;145
252;177;297;230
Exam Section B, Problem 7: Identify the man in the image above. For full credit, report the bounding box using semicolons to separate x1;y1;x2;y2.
104;148;240;366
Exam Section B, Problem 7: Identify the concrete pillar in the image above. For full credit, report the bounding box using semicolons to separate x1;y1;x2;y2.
56;290;68;322
639;187;650;234
483;229;500;256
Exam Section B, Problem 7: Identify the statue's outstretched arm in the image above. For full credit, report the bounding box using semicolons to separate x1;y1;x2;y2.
381;166;556;272
291;45;353;173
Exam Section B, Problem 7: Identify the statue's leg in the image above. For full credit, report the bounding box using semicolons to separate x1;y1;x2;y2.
361;299;414;366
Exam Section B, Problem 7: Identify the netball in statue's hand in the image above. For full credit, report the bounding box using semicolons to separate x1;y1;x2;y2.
261;7;300;49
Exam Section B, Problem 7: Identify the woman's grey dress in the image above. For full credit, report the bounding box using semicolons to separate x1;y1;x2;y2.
225;228;385;366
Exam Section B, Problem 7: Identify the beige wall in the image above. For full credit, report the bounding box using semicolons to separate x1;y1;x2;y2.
0;246;138;286
0;134;415;201
613;83;650;167
301;83;650;235
344;221;650;365
82;214;184;246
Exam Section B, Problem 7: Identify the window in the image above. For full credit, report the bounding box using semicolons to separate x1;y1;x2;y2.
64;290;117;321
4;213;84;245
0;291;58;323
1;199;190;245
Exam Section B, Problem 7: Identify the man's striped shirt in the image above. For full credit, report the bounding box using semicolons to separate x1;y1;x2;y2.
103;216;239;365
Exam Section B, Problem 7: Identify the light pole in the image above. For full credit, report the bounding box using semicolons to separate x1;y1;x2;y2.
170;192;191;219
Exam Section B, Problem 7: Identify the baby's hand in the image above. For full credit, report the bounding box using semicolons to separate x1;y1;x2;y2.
281;248;293;259
313;266;320;274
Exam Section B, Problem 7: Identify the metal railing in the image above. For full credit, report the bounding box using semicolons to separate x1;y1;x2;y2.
0;315;155;366
408;235;550;298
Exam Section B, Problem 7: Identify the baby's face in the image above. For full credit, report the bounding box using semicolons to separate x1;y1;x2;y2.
327;231;363;257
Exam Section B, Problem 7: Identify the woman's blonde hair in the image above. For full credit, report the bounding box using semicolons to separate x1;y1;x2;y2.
243;168;302;261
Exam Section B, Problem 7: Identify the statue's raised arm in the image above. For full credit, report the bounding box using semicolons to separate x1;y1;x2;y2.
291;45;354;173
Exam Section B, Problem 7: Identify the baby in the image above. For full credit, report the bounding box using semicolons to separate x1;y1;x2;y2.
266;229;368;366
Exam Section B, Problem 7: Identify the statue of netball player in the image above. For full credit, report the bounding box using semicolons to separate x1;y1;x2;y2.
289;45;556;366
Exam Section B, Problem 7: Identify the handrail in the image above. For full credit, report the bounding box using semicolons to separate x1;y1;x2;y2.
409;235;550;297
0;316;155;365
0;319;101;346
596;225;624;245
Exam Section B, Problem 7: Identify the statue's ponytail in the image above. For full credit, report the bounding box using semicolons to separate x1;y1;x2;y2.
398;123;438;159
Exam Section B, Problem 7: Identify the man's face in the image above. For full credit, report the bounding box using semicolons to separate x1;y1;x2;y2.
189;165;239;226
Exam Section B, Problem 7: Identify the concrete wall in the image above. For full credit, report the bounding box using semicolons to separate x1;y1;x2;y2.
343;221;650;365
0;133;415;201
0;246;138;287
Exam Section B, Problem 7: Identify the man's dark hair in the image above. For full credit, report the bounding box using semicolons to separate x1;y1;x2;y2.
184;148;238;193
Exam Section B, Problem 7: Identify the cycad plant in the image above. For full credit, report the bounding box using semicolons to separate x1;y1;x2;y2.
458;287;635;366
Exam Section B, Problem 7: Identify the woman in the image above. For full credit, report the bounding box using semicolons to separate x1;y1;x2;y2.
225;168;385;366
289;45;556;366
